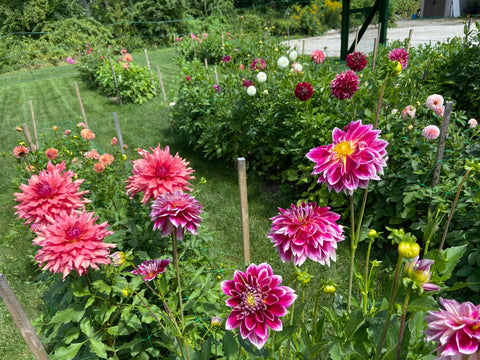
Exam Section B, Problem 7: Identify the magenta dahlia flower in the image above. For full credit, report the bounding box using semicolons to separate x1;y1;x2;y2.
306;120;388;195
267;202;344;266
150;191;203;241
404;256;440;292
221;263;296;349
131;258;171;281
294;82;314;101
330;70;360;100
425;298;480;359
125;144;194;204
388;48;409;69
14;161;90;227
250;58;266;71
422;125;440;140
33;210;115;280
311;49;325;65
345;51;368;72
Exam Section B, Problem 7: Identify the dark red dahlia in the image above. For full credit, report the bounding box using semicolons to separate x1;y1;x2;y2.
330;70;360;100
294;82;314;101
345;51;368;72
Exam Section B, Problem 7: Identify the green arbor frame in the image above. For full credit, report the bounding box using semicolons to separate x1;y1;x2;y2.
340;0;390;60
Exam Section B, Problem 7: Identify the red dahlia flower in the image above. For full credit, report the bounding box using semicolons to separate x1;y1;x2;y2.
268;202;344;266
345;51;368;72
425;298;480;359
14;161;90;227
125;144;195;204
33;210;115;280
306;120;388;195
221;263;296;349
330;70;360;100
294;82;314;101
150;191;203;241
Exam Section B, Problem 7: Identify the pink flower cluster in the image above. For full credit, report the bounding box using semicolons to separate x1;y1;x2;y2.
426;94;445;118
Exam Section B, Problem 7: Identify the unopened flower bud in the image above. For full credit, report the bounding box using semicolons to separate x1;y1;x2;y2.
211;316;222;327
52;125;58;131
16;126;23;132
110;251;125;267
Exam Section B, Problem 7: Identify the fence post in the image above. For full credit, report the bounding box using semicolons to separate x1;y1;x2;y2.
0;274;49;360
144;48;157;94
108;57;122;105
29;100;39;150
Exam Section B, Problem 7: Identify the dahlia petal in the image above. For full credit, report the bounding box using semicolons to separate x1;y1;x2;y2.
457;330;479;354
225;312;242;330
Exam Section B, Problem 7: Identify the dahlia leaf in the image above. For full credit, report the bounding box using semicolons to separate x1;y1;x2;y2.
54;342;83;360
90;338;108;359
222;331;238;360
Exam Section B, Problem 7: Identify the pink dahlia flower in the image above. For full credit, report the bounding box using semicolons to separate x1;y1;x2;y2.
84;149;100;160
131;258;171;281
45;148;58;160
422;125;440;140
468;118;478;128
150;191;203;241
311;49;325;65
425;298;480;358
125;144;195;204
33;210;115;280
434;105;445;118
14;161;90;227
250;58;266;71
307;120;388;195
111;137;118;146
388;48;409;69
401;105;416;119
267;202;344;266
404;256;440;292
426;94;444;111
81;128;95;140
221;263;296;349
330;70;360;100
294;82;313;101
345;51;368;72
13;145;29;158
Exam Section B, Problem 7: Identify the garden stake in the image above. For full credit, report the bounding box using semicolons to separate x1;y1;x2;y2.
237;157;250;267
431;101;453;188
21;123;36;152
204;58;209;80
214;66;219;84
354;28;359;51
74;81;89;128
144;48;157;94
29;100;39;150
108;56;122;105
302;40;305;55
156;66;170;124
112;112;125;155
173;32;177;56
221;32;225;54
372;37;379;71
406;29;413;53
438;167;472;251
0;274;49;360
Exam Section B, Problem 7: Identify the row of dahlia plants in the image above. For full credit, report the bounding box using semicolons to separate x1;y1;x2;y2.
10;102;480;359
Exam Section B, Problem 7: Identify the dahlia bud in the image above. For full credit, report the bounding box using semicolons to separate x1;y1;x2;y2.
16;126;23;132
110;251;126;267
211;316;222;327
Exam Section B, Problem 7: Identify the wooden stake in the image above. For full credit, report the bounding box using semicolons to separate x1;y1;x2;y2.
21;123;36;151
0;274;49;360
372;37;379;71
214;66;219;84
406;29;413;53
204;58;209;80
112;112;125;155
29;100;39;150
432;101;453;188
302;40;305;55
221;32;225;54
108;57;122;105
74;82;89;128
156;65;170;123
173;32;177;57
237;158;250;267
354;28;360;51
144;48;157;94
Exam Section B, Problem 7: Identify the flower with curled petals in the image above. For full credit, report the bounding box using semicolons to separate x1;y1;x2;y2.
311;49;325;64
306;120;388;195
330;70;360;100
422;125;440;140
33;210;115;280
131;258;171;281
426;94;444;111
221;263;296;349
388;48;409;69
125;144;194;204
14;161;90;227
425;298;480;359
294;82;313;101
150;191;203;241
267;202;344;266
346;51;368;72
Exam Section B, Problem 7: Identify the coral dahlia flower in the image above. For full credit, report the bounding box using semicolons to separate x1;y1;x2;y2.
294;82;314;102
33;210;115;280
346;51;368;72
150;191;203;241
99;153;114;166
267;202;344;266
426;94;444;111
422;125;440;140
330;70;360;100
84;149;100;160
45;148;58;160
93;163;105;173
126;144;194;204
388;48;409;69
111;137;118;146
14;161;90;226
81;128;95;140
425;298;480;359
13;145;29;158
221;263;296;349
131;258;171;281
306;120;388;195
311;49;325;65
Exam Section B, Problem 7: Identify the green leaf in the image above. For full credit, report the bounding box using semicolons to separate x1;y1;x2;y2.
446;281;480;291
407;296;437;312
51;307;85;324
90;338;108;359
273;325;296;351
222;331;238;359
54;342;83;360
238;334;269;357
80;319;94;337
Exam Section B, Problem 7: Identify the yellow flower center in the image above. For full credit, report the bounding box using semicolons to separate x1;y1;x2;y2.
246;293;256;307
334;141;354;157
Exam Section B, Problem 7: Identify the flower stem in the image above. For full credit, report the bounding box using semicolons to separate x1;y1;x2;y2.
347;195;356;313
375;255;403;359
171;233;185;331
396;290;411;360
363;236;374;315
439;168;472;250
374;77;388;130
